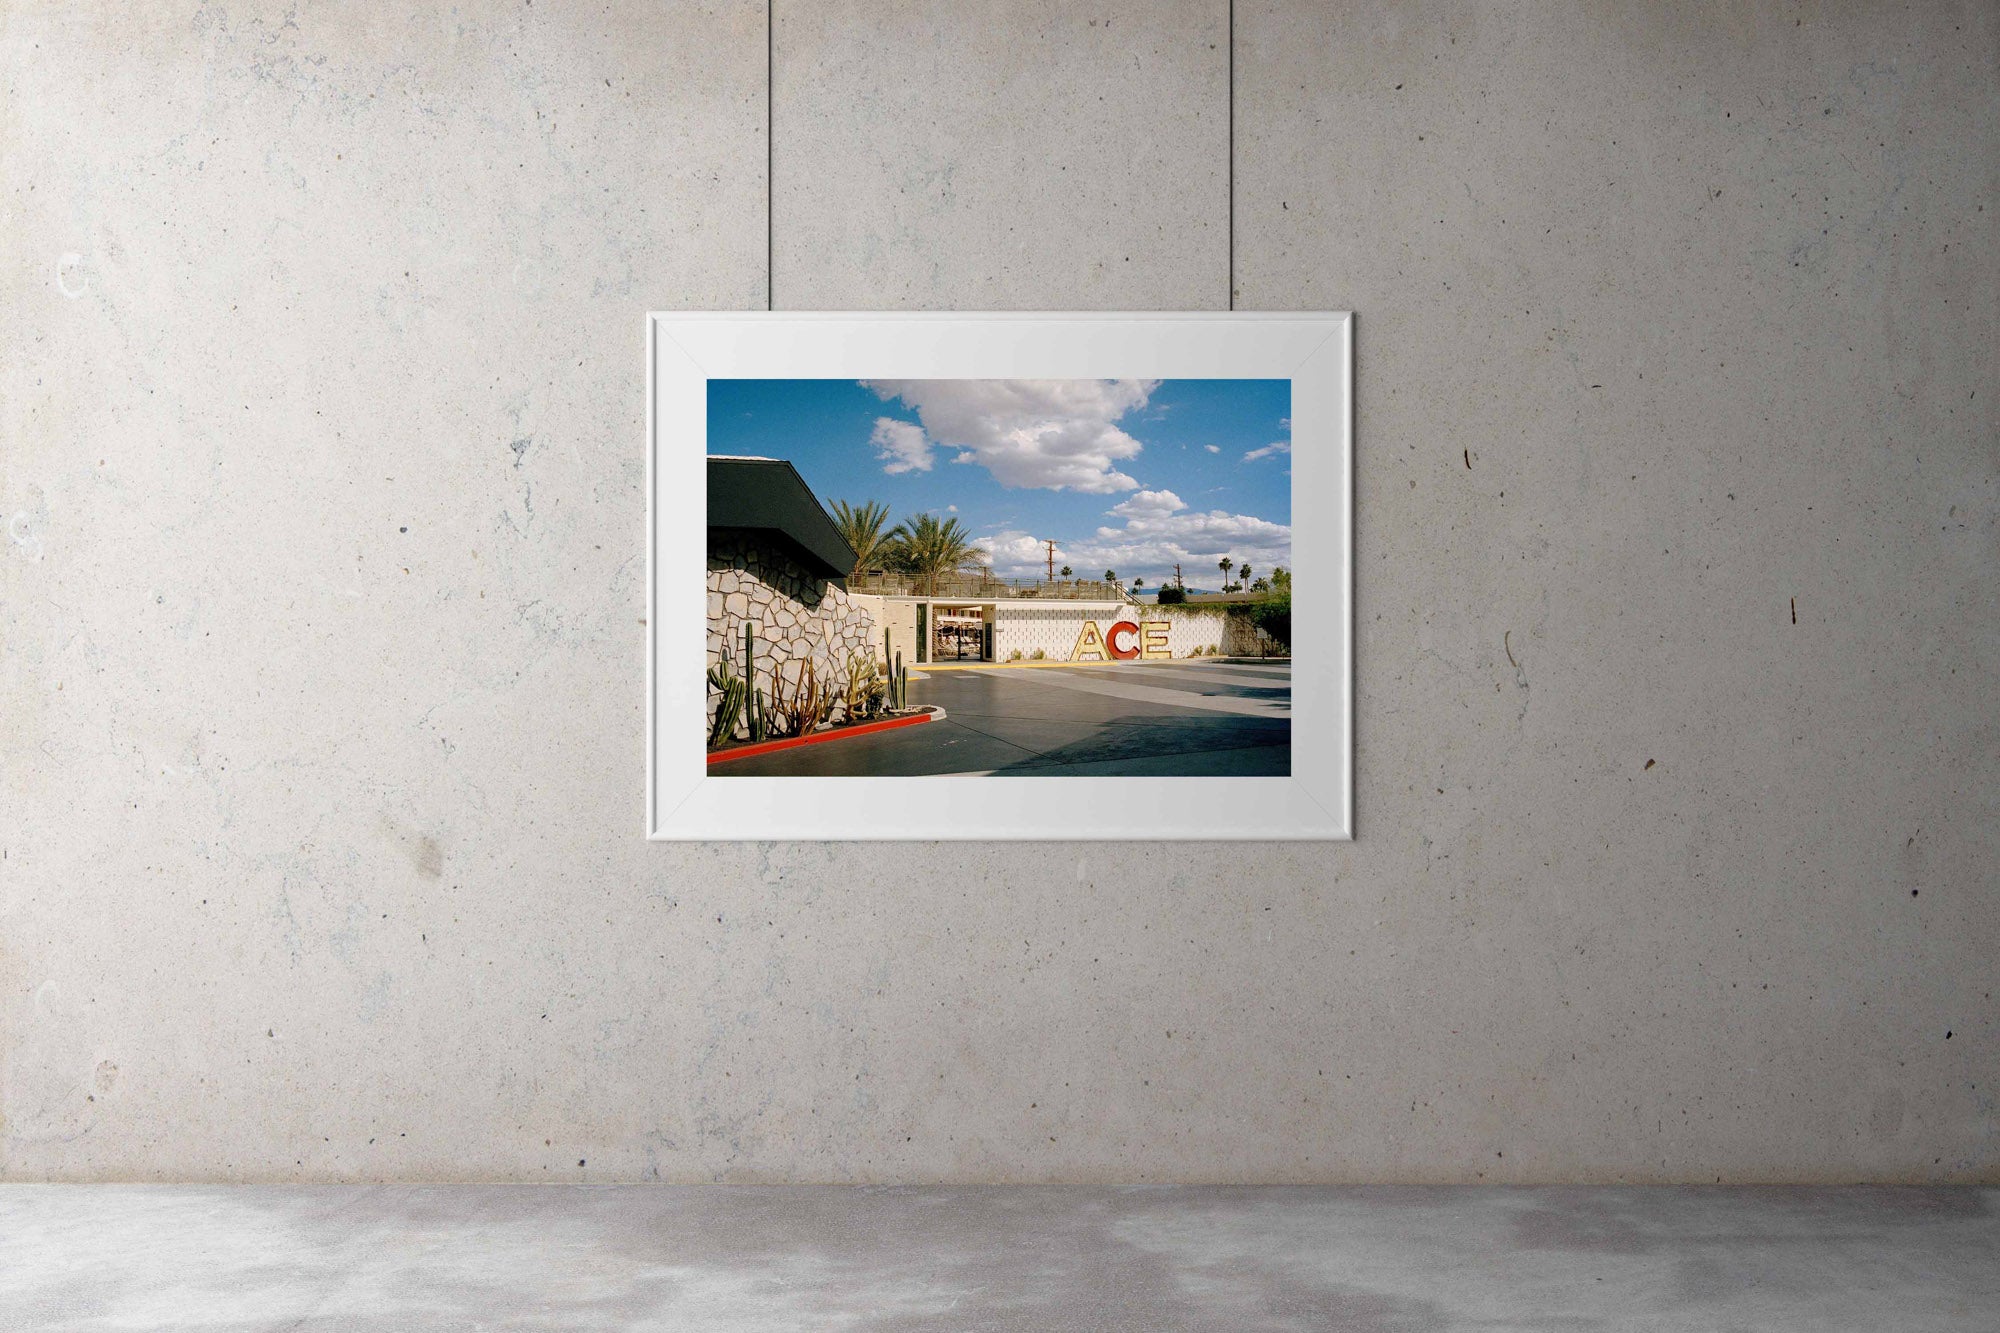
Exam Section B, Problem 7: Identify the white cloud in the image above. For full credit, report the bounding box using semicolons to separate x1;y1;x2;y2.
975;530;1058;578
1244;415;1292;463
946;503;958;513
863;379;1156;493
870;417;934;474
976;489;1289;583
1108;489;1186;520
1204;444;1221;454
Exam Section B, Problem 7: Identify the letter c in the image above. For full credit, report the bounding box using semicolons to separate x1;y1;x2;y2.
1107;620;1141;660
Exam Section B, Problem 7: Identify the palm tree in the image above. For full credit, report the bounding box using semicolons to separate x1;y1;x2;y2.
1218;556;1233;590
887;513;989;596
1132;577;1145;589
1104;569;1117;584
829;499;894;579
1059;565;1072;580
1238;563;1251;589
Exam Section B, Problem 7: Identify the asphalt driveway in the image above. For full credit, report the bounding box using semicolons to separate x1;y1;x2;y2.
713;659;1291;776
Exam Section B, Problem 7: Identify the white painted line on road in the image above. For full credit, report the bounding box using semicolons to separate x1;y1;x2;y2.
968;667;1291;719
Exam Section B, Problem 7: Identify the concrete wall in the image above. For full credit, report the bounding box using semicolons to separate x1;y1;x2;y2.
875;598;920;669
992;602;1140;661
990;605;1245;661
1;2;1993;1183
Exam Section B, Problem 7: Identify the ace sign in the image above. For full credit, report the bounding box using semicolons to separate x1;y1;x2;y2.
1070;618;1172;663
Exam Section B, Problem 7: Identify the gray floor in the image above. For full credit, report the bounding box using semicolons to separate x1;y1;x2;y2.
1;1186;1993;1331
715;660;1292;776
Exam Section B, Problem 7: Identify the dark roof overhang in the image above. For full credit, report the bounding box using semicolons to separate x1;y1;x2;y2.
706;456;858;582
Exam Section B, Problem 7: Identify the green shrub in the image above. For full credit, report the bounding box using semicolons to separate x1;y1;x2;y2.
1248;588;1291;649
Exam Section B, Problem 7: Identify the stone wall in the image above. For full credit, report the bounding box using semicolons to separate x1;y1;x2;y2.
707;535;879;741
1221;610;1282;658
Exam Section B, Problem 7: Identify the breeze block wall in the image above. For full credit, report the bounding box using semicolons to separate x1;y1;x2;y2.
992;603;1135;661
707;535;879;740
992;603;1237;661
1145;607;1235;658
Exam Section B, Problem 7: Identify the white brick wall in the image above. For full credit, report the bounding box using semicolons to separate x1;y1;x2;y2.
991;603;1231;661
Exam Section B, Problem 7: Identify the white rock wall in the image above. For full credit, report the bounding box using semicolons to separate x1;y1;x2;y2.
707;537;879;739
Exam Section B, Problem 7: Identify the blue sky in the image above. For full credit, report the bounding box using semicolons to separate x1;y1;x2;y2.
708;378;1291;586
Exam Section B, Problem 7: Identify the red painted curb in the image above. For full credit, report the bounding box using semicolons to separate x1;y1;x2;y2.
707;710;936;765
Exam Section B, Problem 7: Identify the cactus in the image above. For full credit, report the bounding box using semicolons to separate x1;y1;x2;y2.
706;662;747;748
764;656;836;739
812;658;836;729
843;653;886;723
742;623;762;740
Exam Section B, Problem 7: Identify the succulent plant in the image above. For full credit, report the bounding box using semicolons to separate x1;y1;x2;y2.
706;662;747;748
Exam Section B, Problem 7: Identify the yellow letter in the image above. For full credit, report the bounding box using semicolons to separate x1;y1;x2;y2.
1140;621;1171;661
1070;620;1109;662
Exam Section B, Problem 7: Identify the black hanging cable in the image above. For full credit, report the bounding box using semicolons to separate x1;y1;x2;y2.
767;0;775;311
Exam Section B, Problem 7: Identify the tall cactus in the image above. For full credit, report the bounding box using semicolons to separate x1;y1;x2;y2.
742;623;763;741
706;662;747;748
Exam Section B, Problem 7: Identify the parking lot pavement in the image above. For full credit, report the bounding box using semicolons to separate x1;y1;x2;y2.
713;660;1291;777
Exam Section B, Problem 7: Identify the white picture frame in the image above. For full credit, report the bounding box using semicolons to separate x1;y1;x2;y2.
648;312;1352;840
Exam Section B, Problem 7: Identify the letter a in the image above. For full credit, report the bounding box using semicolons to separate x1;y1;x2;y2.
1070;620;1110;662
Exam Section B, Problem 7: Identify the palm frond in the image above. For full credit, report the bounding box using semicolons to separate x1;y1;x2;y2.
830;499;895;578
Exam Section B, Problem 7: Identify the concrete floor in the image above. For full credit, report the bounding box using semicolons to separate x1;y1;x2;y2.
1;1186;1992;1331
715;660;1292;776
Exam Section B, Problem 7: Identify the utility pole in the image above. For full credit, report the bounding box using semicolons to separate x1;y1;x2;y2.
1174;562;1184;590
1044;539;1057;583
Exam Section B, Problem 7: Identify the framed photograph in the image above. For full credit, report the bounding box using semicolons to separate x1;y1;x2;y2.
648;312;1351;840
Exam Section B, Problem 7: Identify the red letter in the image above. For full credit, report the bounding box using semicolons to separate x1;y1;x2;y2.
1107;620;1141;660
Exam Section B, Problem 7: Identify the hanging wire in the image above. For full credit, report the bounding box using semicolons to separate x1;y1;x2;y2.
759;2;1233;310
767;0;775;311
